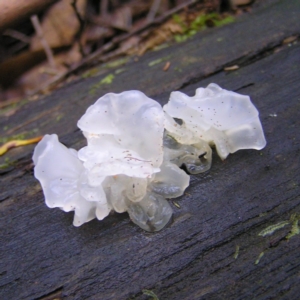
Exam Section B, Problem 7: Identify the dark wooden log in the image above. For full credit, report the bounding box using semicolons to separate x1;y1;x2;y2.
1;0;300;299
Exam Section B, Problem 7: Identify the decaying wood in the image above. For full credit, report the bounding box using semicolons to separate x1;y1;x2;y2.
0;0;299;299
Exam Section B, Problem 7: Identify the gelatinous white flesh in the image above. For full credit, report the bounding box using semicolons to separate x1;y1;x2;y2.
163;83;266;159
127;192;173;232
33;85;266;232
32;134;111;227
77;90;164;177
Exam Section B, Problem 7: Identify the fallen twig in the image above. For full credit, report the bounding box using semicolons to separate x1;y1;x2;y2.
71;0;86;57
147;0;162;23
0;136;43;156
30;14;56;70
3;29;31;44
100;0;109;19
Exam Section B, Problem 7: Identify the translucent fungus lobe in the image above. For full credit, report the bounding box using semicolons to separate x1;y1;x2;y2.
163;83;266;159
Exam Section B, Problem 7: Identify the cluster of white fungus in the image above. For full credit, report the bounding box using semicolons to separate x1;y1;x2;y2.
33;84;266;231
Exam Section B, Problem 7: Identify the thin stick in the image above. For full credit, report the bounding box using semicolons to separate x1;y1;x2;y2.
0;136;43;156
100;0;109;19
71;0;86;57
123;7;132;30
3;29;31;44
30;14;56;69
147;0;162;23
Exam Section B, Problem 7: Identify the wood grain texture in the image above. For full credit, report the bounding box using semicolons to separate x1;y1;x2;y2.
1;0;300;299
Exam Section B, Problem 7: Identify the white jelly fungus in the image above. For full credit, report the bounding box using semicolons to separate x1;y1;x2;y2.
32;134;111;227
77;90;164;178
163;83;267;159
33;85;266;231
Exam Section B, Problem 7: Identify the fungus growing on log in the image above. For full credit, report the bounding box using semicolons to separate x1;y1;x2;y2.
163;83;266;159
33;85;266;231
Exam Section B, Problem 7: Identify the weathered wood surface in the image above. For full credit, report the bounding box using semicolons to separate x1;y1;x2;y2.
1;0;300;299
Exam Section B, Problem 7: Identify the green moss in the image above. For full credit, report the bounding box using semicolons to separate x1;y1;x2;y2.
172;14;188;32
81;68;100;78
115;68;125;75
258;221;290;237
172;201;181;208
148;58;163;67
0;133;26;144
104;57;129;69
56;114;63;122
0;157;15;169
191;13;234;29
142;289;159;300
82;58;129;79
100;74;115;84
258;213;300;240
0;99;28;116
0;163;10;169
174;34;190;43
148;56;170;67
174;67;182;72
89;74;115;95
0;129;40;144
173;12;235;43
0;103;16;115
255;251;264;265
153;43;170;51
234;245;240;259
286;214;300;240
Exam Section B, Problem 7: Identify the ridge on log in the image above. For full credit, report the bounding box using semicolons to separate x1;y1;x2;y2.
1;0;300;299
